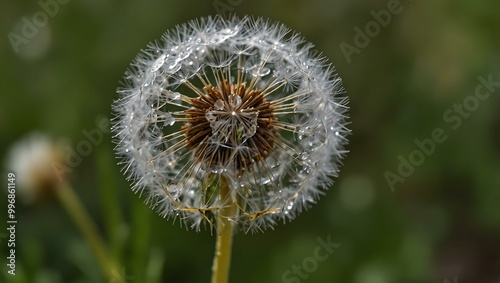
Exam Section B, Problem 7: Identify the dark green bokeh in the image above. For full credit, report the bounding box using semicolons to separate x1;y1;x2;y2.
1;0;499;282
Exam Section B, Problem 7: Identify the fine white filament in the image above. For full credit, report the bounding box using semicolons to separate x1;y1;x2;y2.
112;15;349;232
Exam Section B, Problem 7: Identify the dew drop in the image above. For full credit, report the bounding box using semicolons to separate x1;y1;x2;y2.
284;201;294;214
214;99;225;110
244;124;257;139
252;67;270;77
205;111;217;123
220;28;234;36
259;177;271;185
166;91;181;101
151;54;166;72
178;50;191;60
168;61;178;70
228;94;242;108
163;112;175;126
167;185;181;198
210;167;225;174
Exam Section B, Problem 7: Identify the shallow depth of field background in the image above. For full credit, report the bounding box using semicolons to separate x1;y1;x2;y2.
1;0;500;282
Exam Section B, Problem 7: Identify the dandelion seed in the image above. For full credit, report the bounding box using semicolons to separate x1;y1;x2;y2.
112;15;349;232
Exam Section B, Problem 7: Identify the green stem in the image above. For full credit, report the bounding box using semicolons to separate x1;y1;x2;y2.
131;193;152;282
211;177;237;283
56;182;123;283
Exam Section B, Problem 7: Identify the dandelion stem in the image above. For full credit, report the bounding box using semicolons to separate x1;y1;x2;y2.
211;177;237;283
55;182;123;283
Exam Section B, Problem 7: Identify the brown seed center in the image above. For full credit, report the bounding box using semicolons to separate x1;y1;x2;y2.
181;81;277;173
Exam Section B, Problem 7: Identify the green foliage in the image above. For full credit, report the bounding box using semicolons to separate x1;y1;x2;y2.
1;0;499;282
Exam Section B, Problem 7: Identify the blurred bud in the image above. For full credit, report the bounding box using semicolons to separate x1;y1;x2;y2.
5;133;67;203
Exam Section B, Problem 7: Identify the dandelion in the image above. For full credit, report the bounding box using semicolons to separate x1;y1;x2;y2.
113;15;349;231
5;134;122;282
112;15;349;282
5;133;65;203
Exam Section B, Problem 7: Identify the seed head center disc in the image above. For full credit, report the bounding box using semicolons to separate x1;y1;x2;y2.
181;80;277;173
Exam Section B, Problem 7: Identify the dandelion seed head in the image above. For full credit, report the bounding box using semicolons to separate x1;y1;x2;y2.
112;15;349;232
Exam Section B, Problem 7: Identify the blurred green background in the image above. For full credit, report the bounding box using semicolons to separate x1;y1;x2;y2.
1;0;499;282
